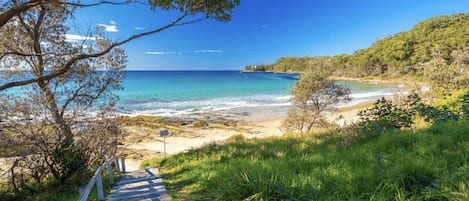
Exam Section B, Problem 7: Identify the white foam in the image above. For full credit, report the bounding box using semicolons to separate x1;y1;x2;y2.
117;89;405;117
117;94;292;116
350;91;394;99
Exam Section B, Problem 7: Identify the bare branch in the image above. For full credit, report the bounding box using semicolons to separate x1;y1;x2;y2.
0;0;40;28
0;0;141;28
0;12;189;91
0;51;38;60
61;0;145;7
175;17;205;26
0;51;78;60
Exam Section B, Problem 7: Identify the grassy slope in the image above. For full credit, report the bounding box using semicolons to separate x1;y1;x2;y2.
143;120;469;200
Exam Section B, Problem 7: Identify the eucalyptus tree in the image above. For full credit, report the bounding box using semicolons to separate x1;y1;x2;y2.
282;60;351;133
423;48;469;96
0;0;240;187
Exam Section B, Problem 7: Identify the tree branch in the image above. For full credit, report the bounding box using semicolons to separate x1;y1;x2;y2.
0;0;141;28
60;0;145;7
0;12;189;91
0;0;39;28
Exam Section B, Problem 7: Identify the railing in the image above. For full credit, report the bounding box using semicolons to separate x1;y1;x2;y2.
78;157;126;201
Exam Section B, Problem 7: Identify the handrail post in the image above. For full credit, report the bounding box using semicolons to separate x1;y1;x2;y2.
121;158;126;173
77;157;125;201
106;161;114;184
96;169;104;201
114;158;121;176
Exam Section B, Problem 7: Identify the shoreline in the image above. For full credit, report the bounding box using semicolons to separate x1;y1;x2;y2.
0;98;383;176
241;71;426;86
117;99;379;171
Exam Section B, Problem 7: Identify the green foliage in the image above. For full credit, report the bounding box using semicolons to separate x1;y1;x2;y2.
244;14;469;83
423;48;469;94
358;97;414;136
0;167;119;201
282;68;351;132
142;120;469;200
149;0;240;22
432;89;469;111
463;93;469;118
358;92;469;136
416;104;460;124
412;92;468;124
50;141;86;185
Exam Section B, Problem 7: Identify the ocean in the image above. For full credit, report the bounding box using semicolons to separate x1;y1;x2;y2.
116;71;396;116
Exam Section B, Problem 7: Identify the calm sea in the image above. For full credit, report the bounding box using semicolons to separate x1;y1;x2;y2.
117;71;395;116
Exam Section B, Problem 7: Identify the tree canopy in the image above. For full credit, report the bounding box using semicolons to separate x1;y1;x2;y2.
282;66;351;133
245;14;469;79
0;0;240;91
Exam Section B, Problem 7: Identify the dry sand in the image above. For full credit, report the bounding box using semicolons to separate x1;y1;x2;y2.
0;102;373;175
120;102;373;171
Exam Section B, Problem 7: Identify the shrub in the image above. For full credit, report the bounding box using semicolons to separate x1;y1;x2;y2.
358;92;469;136
357;97;415;136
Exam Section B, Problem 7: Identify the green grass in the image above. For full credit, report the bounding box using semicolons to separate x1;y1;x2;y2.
0;168;120;201
142;120;469;200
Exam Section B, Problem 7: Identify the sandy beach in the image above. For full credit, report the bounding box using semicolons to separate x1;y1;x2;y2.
119;101;375;171
0;100;377;179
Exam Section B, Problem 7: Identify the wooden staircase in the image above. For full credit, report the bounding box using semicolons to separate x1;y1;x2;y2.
107;168;170;201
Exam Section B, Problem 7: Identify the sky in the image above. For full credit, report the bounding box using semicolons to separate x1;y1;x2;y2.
71;0;469;70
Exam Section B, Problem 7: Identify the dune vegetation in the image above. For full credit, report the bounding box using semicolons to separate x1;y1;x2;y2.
142;119;469;200
142;93;469;200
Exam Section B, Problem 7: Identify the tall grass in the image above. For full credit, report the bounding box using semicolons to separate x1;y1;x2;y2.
143;120;469;200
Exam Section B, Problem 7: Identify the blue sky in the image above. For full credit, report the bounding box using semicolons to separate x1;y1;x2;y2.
72;0;469;70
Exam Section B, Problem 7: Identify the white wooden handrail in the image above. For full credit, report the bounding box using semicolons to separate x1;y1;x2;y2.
78;157;126;201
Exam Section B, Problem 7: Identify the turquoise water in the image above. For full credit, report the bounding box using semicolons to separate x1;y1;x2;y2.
117;71;395;116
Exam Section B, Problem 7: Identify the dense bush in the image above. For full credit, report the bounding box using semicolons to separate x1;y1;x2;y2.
357;93;468;136
357;97;414;136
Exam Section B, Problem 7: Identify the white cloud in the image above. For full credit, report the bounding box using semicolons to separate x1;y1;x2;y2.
194;49;223;53
146;51;182;55
65;34;96;42
98;20;119;32
40;41;51;46
134;27;144;30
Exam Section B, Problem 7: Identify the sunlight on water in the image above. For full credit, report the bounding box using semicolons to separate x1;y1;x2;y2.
116;71;396;116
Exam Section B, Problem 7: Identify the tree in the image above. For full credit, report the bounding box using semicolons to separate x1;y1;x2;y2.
282;64;351;133
423;48;469;95
0;0;240;90
0;0;240;189
243;14;469;80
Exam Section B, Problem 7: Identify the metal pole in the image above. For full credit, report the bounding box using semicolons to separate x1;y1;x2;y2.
160;130;169;157
164;136;166;156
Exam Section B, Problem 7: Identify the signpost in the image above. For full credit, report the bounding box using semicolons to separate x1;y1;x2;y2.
160;130;169;156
